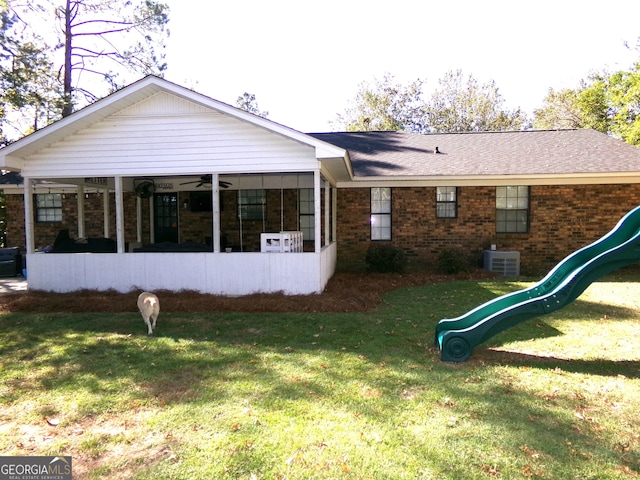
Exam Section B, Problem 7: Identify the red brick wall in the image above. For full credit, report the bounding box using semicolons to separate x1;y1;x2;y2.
5;189;319;253
6;184;640;275
336;184;640;274
4;192;148;251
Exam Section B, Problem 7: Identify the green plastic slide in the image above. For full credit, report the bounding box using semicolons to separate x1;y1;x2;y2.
436;205;640;362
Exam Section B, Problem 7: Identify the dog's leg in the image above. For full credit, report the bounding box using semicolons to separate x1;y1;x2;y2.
143;315;153;335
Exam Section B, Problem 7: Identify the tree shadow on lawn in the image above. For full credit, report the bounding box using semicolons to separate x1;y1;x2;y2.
3;310;640;479
472;348;640;378
2;277;639;414
475;294;639;343
4;278;638;400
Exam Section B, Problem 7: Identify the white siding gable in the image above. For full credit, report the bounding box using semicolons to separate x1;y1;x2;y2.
21;91;319;178
118;91;211;116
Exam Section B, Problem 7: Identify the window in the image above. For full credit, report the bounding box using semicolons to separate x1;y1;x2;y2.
238;189;265;221
371;187;391;240
299;188;314;241
436;187;457;218
35;193;62;223
496;186;529;233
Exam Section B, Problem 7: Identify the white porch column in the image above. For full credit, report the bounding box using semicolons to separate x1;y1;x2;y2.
332;185;337;243
23;177;35;254
314;170;321;253
211;173;221;252
103;187;110;238
114;176;125;253
324;179;330;247
149;196;155;244
77;185;85;238
136;196;142;243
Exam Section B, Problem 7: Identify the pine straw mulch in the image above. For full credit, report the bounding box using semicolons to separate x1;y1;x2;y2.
0;269;498;314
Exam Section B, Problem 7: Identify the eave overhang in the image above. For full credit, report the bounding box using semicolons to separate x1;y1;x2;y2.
336;172;640;188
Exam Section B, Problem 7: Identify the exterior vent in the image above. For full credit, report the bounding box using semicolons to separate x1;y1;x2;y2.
484;250;520;277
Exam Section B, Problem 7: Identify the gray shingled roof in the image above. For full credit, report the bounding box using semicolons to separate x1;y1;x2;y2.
309;129;640;178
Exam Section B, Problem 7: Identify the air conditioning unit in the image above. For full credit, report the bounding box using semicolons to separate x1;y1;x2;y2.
484;250;520;277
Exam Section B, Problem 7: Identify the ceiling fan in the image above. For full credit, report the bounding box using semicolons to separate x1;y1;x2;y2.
180;174;232;189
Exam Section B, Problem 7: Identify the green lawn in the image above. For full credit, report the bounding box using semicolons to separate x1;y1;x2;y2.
1;275;640;479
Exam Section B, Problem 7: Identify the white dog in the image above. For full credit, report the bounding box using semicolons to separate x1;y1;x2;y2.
137;292;160;335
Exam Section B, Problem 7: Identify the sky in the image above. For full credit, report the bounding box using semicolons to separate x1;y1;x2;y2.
162;1;639;133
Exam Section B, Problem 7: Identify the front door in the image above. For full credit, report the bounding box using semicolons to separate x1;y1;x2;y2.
154;193;178;243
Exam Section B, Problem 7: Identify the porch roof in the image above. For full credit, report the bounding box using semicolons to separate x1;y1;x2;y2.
0;76;350;183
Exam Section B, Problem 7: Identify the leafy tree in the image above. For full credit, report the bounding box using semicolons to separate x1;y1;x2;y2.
535;64;640;145
55;0;170;116
334;71;526;133
0;1;62;143
575;76;611;133
533;88;583;130
236;92;268;118
333;73;426;132
590;66;640;145
426;70;528;132
2;0;170;124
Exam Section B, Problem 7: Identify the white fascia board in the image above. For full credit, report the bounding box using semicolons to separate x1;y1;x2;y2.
336;172;640;188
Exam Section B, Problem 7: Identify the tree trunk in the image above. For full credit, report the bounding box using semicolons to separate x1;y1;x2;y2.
62;0;73;117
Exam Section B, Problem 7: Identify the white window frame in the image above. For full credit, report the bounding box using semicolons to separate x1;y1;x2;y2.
238;189;266;221
496;186;529;233
371;187;391;240
35;193;63;223
436;186;457;218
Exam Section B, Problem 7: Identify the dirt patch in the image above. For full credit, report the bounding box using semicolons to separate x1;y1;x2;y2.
0;269;496;314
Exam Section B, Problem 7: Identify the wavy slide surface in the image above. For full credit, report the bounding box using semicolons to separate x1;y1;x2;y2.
436;205;640;362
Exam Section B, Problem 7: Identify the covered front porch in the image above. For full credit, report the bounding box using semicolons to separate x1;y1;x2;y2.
23;171;339;295
0;76;350;295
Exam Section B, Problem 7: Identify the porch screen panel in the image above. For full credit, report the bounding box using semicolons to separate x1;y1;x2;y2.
299;188;314;241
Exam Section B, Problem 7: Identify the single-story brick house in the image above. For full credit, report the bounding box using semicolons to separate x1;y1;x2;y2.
2;76;640;294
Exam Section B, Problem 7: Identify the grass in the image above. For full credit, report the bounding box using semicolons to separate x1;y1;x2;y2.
1;275;640;479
